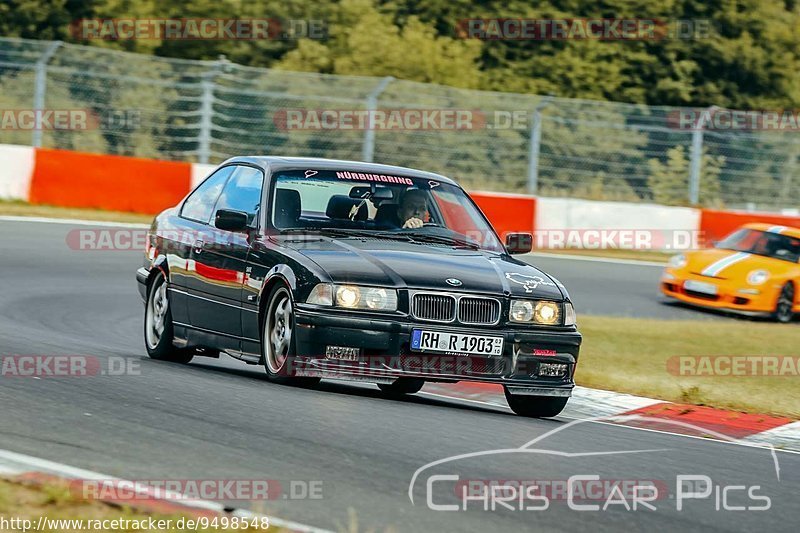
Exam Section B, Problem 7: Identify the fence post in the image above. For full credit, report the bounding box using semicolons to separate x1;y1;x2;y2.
527;97;550;194
361;76;394;163
688;105;715;205
197;57;228;164
32;41;63;148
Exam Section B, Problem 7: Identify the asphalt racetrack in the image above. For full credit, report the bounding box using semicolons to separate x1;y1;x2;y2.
0;218;797;532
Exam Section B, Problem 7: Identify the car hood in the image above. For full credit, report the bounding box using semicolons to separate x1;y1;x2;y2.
684;248;787;279
278;236;566;300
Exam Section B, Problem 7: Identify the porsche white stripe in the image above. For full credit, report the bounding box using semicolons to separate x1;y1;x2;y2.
701;251;750;277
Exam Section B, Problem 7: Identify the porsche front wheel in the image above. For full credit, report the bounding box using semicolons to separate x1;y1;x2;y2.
774;283;795;323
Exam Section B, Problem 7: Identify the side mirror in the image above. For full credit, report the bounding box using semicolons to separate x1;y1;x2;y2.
215;209;249;232
505;233;533;254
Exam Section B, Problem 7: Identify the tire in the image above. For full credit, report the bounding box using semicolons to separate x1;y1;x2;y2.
377;378;425;395
144;274;194;364
773;283;795;323
504;387;568;418
262;285;320;387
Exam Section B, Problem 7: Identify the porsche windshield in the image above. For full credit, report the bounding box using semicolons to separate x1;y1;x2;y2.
717;228;800;263
270;169;504;252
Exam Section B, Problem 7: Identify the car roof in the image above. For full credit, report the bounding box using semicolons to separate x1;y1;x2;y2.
220;156;459;186
742;222;800;238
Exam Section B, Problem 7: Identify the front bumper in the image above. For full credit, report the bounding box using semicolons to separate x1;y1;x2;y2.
660;269;777;316
290;306;581;392
136;267;149;301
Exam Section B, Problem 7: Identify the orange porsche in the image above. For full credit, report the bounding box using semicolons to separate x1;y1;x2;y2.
661;223;800;322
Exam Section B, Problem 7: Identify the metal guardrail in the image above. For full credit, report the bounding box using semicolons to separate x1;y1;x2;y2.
0;37;798;211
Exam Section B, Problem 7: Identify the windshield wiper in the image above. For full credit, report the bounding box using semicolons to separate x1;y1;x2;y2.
399;232;480;249
281;227;413;242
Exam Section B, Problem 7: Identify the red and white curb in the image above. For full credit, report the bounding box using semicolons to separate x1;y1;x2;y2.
422;382;800;452
0;449;331;533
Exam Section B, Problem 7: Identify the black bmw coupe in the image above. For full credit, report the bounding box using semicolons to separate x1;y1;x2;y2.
137;157;582;417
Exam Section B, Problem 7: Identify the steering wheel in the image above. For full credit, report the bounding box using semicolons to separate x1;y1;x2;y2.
422;222;440;227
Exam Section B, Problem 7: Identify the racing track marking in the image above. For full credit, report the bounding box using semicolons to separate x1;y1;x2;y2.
0;215;148;228
0;449;333;533
418;386;800;455
525;251;666;267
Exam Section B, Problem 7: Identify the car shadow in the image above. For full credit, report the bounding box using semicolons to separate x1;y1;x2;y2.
659;299;789;322
158;357;527;417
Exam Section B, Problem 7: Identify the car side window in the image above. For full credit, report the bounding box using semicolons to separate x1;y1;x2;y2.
213;166;264;227
181;166;235;224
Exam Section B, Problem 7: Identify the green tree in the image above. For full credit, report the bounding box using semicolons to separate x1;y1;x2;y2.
647;145;725;205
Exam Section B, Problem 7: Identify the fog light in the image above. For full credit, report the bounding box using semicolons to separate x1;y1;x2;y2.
325;346;360;361
538;363;568;377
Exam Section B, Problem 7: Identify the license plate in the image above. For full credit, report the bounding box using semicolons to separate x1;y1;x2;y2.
411;330;504;356
684;280;718;295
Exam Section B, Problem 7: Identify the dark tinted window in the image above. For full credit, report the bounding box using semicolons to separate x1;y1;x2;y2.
213;166;264;227
181;166;235;223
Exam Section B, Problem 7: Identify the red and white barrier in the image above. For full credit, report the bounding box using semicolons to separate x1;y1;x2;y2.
0;144;35;200
1;144;798;247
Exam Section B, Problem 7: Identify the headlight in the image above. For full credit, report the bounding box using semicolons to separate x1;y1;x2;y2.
509;300;562;325
746;269;769;285
336;285;361;307
307;284;397;311
669;254;687;268
510;300;535;322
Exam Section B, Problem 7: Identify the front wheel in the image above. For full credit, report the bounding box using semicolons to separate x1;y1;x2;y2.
144;274;193;364
377;378;425;395
262;285;320;387
504;387;568;418
773;283;795;323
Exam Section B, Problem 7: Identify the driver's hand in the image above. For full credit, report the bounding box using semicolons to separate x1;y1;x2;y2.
403;217;424;229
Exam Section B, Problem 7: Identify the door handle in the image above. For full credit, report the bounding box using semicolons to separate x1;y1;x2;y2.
194;240;205;254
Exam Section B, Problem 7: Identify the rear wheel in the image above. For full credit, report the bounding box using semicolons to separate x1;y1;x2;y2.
377;378;425;395
262;285;320;387
144;274;193;364
773;283;795;323
504;387;568;418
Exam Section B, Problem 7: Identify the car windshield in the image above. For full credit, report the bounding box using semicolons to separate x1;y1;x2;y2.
270;169;505;253
717;228;800;263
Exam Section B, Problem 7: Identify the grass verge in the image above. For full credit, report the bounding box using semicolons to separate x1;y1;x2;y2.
0;199;153;224
532;248;672;263
0;477;276;532
576;315;799;418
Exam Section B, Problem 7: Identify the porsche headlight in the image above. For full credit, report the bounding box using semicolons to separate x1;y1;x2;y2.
510;300;562;325
746;269;769;286
669;254;687;268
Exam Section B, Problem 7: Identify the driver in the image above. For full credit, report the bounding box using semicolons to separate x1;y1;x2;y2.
396;189;429;229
